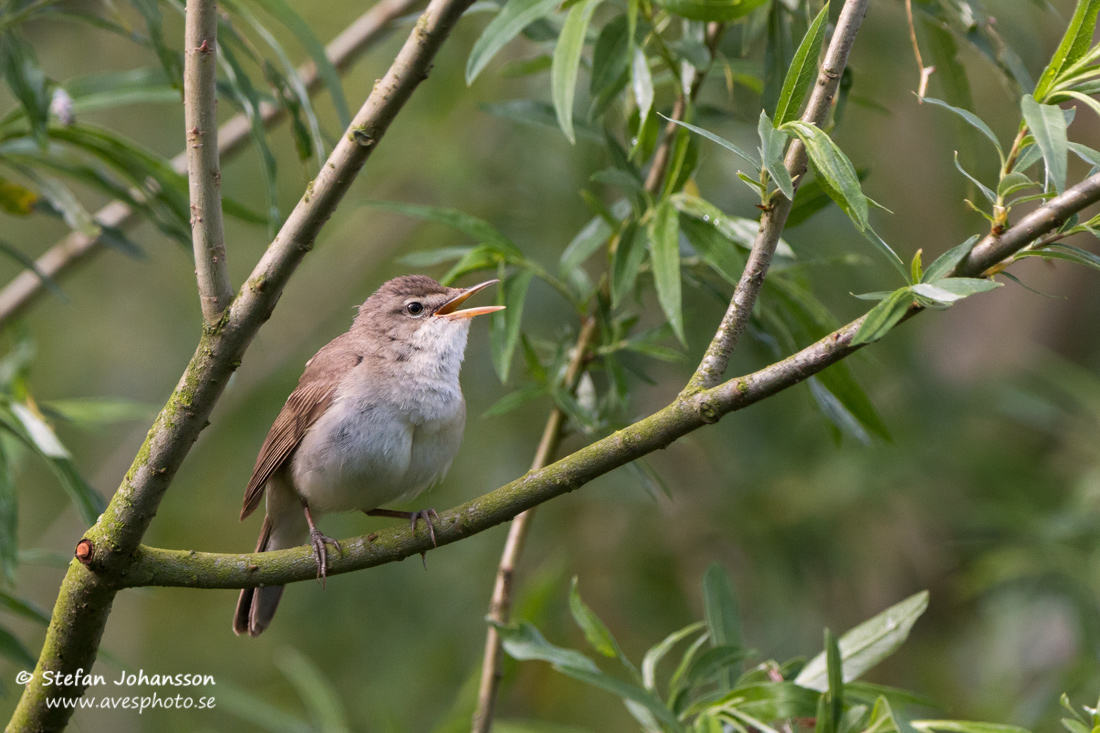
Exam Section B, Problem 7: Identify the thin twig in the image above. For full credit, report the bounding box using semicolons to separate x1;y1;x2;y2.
120;170;1100;592
184;0;233;321
685;0;870;393
472;23;726;732
9;0;472;726
904;0;933;100
472;316;597;733
0;0;420;327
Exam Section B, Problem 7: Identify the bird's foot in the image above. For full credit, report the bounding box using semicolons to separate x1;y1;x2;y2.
309;528;342;586
365;507;441;547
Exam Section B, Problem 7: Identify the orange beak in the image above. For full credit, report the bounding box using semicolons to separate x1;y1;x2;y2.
434;279;506;320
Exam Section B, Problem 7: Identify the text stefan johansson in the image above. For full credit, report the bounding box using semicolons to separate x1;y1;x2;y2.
33;669;215;687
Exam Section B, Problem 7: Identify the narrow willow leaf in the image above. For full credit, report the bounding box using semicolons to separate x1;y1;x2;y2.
1033;0;1100;100
659;114;760;172
671;193;795;258
555;665;681;728
1017;244;1100;273
0;31;50;145
862;228;910;282
249;0;352;128
783;121;869;231
1068;141;1100;168
0;447;14;586
851;288;913;346
552;0;601;144
703;563;741;689
467;0;561;84
923;277;1001;297
911;722;1031;733
658;0;766;23
758;111;793;200
641;621;706;691
398;246;474;267
363;200;523;257
590;16;631;116
1021;94;1068;193
997;171;1036;199
275;648;351;733
773;2;829;126
0;588;49;626
569;578;641;680
490;270;534;382
648;199;684;344
1063;90;1100;122
795;591;930;691
631;48;653;124
0;237;63;299
610;222;646;307
922;235;979;283
482;99;603;141
816;362;891;441
680;214;744;285
953;152;995;203
922;97;1004;163
825;629;844;729
498;620;600;671
218;38;279;229
0;625;35;668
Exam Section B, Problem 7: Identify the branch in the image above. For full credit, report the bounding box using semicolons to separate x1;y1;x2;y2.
472;316;597;733
686;0;870;392
184;0;233;322
0;0;420;328
10;0;472;727
120;171;1100;592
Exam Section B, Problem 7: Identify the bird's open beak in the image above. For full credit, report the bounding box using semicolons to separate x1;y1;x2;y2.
434;279;506;320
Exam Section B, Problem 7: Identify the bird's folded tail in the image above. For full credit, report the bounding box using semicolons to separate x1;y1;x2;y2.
233;511;306;636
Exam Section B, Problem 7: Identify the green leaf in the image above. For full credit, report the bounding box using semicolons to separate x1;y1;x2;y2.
758;111;793;200
922;236;979;282
911;723;1031;733
1033;0;1100;101
915;277;1001;304
0;31;50;145
861;227;910;282
773;2;829;126
0;176;36;215
589;17;631;116
851;288;913;346
1017;243;1100;273
490;270;533;382
825;629;844;730
658;0;767;23
41;398;156;425
671;194;795;259
1068;141;1100;169
726;682;821;721
642;621;706;690
0;624;35;668
922;97;1004;163
467;0;561;84
0;237;64;300
551;0;601;144
786;171;866;228
795;591;930;692
782;121;869;231
0;447;14;586
0;588;49;625
997;171;1036;199
399;246;475;268
631;48;653;125
556;665;681;728
363;200;522;257
499;620;600;671
482;383;548;418
1021;94;1068;193
275;648;350;733
649;199;684;344
611;222;646;307
680;215;745;285
218;35;280;231
569;577;640;679
953;152;995;203
703;563;741;689
659;114;760;173
815;365;890;441
249;0;352;129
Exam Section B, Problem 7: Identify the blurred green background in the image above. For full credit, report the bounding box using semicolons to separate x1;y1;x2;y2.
2;0;1100;730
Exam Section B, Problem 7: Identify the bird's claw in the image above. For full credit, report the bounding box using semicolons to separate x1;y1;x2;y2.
408;508;440;547
309;528;342;586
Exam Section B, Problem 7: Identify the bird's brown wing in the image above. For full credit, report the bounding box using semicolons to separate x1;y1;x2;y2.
239;341;361;519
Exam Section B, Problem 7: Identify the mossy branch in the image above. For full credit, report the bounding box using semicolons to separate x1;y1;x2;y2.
120;168;1100;591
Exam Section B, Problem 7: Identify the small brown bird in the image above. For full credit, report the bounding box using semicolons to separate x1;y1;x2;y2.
234;275;503;636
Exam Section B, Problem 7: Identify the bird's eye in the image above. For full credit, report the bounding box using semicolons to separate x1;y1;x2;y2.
405;301;425;316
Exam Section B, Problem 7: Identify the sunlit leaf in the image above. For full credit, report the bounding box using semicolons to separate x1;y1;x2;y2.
1033;0;1100;101
551;0;601;144
782;121;869;232
773;2;828;126
467;0;561;84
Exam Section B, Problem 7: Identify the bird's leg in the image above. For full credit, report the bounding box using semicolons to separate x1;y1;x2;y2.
302;503;341;585
365;508;441;547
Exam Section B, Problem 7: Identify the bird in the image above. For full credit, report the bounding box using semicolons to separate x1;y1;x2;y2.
233;275;503;636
